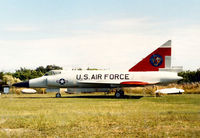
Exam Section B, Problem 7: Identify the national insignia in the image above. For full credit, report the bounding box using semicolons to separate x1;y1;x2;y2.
59;78;65;85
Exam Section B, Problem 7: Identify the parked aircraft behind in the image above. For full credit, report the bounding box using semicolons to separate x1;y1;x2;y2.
155;88;184;94
13;40;182;98
21;89;37;94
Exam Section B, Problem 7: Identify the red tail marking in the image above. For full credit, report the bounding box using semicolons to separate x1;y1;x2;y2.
129;47;171;72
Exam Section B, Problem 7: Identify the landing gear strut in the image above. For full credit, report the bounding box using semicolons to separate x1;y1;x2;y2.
115;89;124;98
56;92;61;98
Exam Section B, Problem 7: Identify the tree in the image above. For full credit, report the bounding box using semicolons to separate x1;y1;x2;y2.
178;69;200;83
36;66;46;74
0;72;3;80
3;75;21;85
11;65;63;81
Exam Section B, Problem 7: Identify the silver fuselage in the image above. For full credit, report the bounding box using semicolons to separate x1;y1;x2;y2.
28;71;182;88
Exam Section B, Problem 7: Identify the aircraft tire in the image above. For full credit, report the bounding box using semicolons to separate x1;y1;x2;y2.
56;93;61;98
115;90;124;98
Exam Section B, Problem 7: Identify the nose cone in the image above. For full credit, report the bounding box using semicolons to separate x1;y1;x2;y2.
12;81;29;88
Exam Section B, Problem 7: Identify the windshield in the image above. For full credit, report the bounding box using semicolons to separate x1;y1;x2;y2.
44;71;54;76
44;70;62;76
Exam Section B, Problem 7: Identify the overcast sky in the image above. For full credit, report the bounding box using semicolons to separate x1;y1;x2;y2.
0;0;200;72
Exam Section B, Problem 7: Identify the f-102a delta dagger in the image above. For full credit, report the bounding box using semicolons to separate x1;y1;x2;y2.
13;40;182;98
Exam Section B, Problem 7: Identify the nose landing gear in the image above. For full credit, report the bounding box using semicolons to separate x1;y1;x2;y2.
56;92;61;98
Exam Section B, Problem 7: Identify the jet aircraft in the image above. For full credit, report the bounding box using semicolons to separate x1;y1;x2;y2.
13;40;182;98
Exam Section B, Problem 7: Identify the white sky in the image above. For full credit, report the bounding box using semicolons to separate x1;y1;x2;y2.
0;0;200;72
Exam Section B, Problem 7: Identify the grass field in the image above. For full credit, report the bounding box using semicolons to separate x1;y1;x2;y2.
0;93;200;137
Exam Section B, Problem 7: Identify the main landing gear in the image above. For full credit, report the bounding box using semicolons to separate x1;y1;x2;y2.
115;89;124;98
56;92;61;98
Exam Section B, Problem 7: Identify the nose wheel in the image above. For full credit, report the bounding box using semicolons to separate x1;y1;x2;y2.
56;93;61;98
115;90;124;98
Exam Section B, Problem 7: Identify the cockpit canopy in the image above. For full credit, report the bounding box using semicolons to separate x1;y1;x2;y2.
44;70;62;76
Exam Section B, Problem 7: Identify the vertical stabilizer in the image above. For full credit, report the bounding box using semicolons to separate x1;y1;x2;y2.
129;40;171;72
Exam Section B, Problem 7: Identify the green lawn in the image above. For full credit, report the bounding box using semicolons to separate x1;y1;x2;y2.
0;93;199;137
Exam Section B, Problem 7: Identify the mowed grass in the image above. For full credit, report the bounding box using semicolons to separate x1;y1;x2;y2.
0;93;199;137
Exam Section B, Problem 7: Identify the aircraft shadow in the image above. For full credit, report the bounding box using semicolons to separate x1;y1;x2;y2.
12;95;144;99
15;97;52;99
61;95;144;99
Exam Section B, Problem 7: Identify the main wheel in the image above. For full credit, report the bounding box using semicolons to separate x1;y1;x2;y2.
56;93;61;98
115;90;124;98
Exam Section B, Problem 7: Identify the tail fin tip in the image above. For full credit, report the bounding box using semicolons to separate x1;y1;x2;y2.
161;40;171;47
